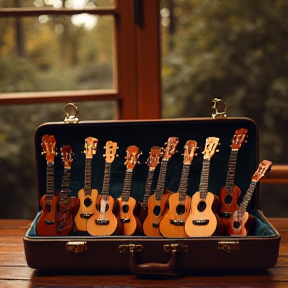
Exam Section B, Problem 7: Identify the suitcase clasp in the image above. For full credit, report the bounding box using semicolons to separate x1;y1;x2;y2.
119;244;143;255
66;241;87;253
218;241;240;253
164;243;188;253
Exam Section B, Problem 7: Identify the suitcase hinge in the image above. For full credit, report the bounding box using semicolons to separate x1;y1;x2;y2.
119;244;143;255
218;241;240;253
66;241;87;253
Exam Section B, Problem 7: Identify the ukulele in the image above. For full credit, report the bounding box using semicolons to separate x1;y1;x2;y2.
143;137;179;236
227;160;272;236
118;145;142;235
185;137;222;237
159;140;198;237
219;128;248;230
87;141;120;236
54;145;80;235
36;135;58;236
138;146;163;224
74;137;99;232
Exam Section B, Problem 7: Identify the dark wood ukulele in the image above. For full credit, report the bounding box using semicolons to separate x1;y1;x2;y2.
185;137;223;237
87;141;120;236
54;145;80;235
118;145;142;235
143;137;179;236
219;128;248;232
36;134;58;236
227;160;272;236
159;140;198;237
74;137;99;232
138;146;163;225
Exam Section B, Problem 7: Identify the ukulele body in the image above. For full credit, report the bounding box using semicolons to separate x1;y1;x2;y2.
227;210;249;236
74;188;99;232
185;191;218;237
87;195;119;236
143;190;172;236
159;193;191;237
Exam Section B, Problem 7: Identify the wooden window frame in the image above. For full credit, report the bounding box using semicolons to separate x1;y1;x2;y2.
0;0;161;120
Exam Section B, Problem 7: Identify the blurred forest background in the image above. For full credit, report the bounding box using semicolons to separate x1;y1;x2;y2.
0;0;288;219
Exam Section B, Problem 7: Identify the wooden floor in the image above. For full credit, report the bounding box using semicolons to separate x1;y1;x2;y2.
1;218;288;287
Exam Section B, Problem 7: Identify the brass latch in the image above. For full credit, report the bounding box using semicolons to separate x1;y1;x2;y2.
66;241;87;253
164;243;188;253
119;244;143;255
64;103;79;123
218;241;240;253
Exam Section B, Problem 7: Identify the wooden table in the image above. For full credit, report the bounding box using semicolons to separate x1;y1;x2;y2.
1;218;288;287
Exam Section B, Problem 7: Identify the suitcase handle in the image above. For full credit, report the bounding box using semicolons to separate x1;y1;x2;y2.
129;249;176;275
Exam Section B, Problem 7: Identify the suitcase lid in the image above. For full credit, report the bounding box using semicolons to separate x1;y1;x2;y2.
34;103;260;212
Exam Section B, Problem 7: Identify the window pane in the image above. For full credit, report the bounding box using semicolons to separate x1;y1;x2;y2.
0;0;115;8
160;0;288;217
0;102;116;219
0;15;114;92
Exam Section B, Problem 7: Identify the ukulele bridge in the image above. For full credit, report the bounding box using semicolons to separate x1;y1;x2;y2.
192;219;209;225
218;212;232;219
95;219;109;225
170;219;185;226
120;218;131;223
80;213;93;219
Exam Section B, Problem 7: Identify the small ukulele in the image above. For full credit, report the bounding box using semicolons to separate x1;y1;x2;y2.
74;137;99;232
143;137;179;236
36;135;58;236
185;137;222;237
118;145;142;235
87;141;120;236
227;160;272;236
219;128;248;231
138;146;163;224
159;140;198;237
55;145;80;235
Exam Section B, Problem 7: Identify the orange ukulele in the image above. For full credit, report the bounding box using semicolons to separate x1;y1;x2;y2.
227;160;272;236
87;141;120;236
118;145;142;235
185;137;222;237
159;140;198;237
54;145;80;235
219;128;248;231
36;135;58;236
138;146;163;225
143;137;179;236
74;137;99;232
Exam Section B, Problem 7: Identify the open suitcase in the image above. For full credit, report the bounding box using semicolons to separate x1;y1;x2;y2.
23;101;280;274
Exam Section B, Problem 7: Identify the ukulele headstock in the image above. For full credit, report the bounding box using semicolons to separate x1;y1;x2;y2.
163;137;179;161
183;140;198;164
84;137;98;159
252;160;272;182
147;146;163;171
61;145;73;169
125;145;141;170
41;134;57;164
104;141;118;163
203;137;220;160
231;128;248;150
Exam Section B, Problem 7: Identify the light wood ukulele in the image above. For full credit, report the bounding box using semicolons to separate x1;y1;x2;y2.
143;137;179;236
185;137;222;237
74;137;99;232
87;141;120;236
54;145;80;235
219;128;248;231
118;145;142;236
138;146;163;225
36;135;58;236
227;160;272;236
159;140;198;237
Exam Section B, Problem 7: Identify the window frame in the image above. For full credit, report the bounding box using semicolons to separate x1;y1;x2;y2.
0;0;161;120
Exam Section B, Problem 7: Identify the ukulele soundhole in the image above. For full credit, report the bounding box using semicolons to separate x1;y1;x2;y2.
153;205;161;216
176;204;185;215
233;221;241;229
224;194;233;204
197;201;206;212
122;204;129;213
84;198;92;207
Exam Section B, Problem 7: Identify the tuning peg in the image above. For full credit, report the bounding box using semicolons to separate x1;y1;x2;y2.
216;149;220;153
116;154;119;157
